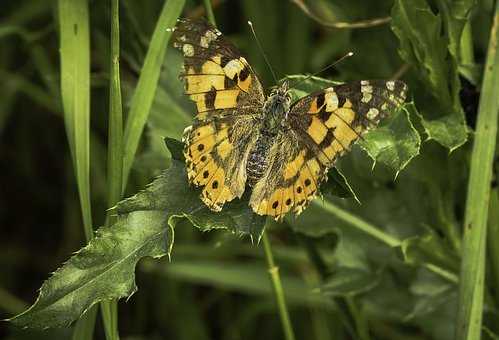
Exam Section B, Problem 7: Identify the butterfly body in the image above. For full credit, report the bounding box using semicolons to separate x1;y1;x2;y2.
247;82;292;186
172;19;408;220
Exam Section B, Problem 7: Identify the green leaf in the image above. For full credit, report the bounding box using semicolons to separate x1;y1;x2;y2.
435;0;477;62
419;112;469;153
58;0;93;241
10;210;174;328
391;0;468;150
359;102;421;177
320;267;381;297
117;160;266;241
400;229;460;274
122;0;186;187
404;269;456;321
322;167;359;202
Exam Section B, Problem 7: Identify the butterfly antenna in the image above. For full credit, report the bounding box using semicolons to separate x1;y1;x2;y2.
247;20;279;84
289;51;354;89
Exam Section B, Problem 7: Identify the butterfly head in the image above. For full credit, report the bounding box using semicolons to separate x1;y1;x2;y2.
264;81;292;122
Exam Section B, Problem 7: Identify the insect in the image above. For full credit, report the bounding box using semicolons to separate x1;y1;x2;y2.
171;19;407;221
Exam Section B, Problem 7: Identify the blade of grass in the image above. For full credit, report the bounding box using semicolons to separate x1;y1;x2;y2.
100;0;123;338
456;5;499;340
202;0;216;26
122;0;186;188
58;0;98;338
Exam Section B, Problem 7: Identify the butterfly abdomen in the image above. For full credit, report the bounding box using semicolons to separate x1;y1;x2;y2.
246;132;274;186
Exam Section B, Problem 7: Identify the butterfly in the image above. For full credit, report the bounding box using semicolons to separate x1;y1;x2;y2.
171;19;407;221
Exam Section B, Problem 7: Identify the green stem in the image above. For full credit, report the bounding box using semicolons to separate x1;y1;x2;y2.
262;230;296;340
346;297;370;340
101;0;123;338
456;5;499;340
315;200;460;284
460;21;475;65
202;0;217;26
313;200;401;247
488;187;499;306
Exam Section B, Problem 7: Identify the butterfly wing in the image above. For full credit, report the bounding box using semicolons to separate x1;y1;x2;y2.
173;19;265;211
249;80;408;220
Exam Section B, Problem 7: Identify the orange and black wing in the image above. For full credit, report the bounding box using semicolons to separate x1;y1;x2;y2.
172;19;264;211
250;80;408;220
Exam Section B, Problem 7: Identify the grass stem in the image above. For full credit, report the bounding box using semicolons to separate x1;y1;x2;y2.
262;230;296;340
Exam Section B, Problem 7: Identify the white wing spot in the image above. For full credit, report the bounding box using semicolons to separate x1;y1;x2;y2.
325;89;339;110
361;92;372;103
386;81;396;91
366;108;379;120
182;44;194;57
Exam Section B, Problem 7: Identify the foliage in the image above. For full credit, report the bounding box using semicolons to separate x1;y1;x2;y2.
1;0;497;339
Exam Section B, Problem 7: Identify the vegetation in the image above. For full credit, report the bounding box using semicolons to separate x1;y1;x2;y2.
1;0;498;339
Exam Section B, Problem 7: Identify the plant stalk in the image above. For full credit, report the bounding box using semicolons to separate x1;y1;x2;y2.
101;0;123;338
262;230;296;340
456;4;499;340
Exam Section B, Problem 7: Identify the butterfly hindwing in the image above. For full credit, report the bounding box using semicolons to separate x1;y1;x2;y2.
174;19;264;211
249;133;325;220
250;80;407;220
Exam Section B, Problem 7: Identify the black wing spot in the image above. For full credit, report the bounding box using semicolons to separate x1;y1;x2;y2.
200;155;207;162
239;67;250;81
212;180;219;189
205;86;217;110
316;93;325;108
225;76;237;88
272;201;279;209
203;170;209;178
197;144;205;151
304;179;311;187
220;55;231;68
297;186;302;193
285;198;292;205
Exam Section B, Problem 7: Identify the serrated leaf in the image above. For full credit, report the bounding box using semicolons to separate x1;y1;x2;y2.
419;112;469;152
10;210;173;328
391;0;468;150
359;102;421;177
322;167;359;202
117;157;266;241
321;267;381;297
